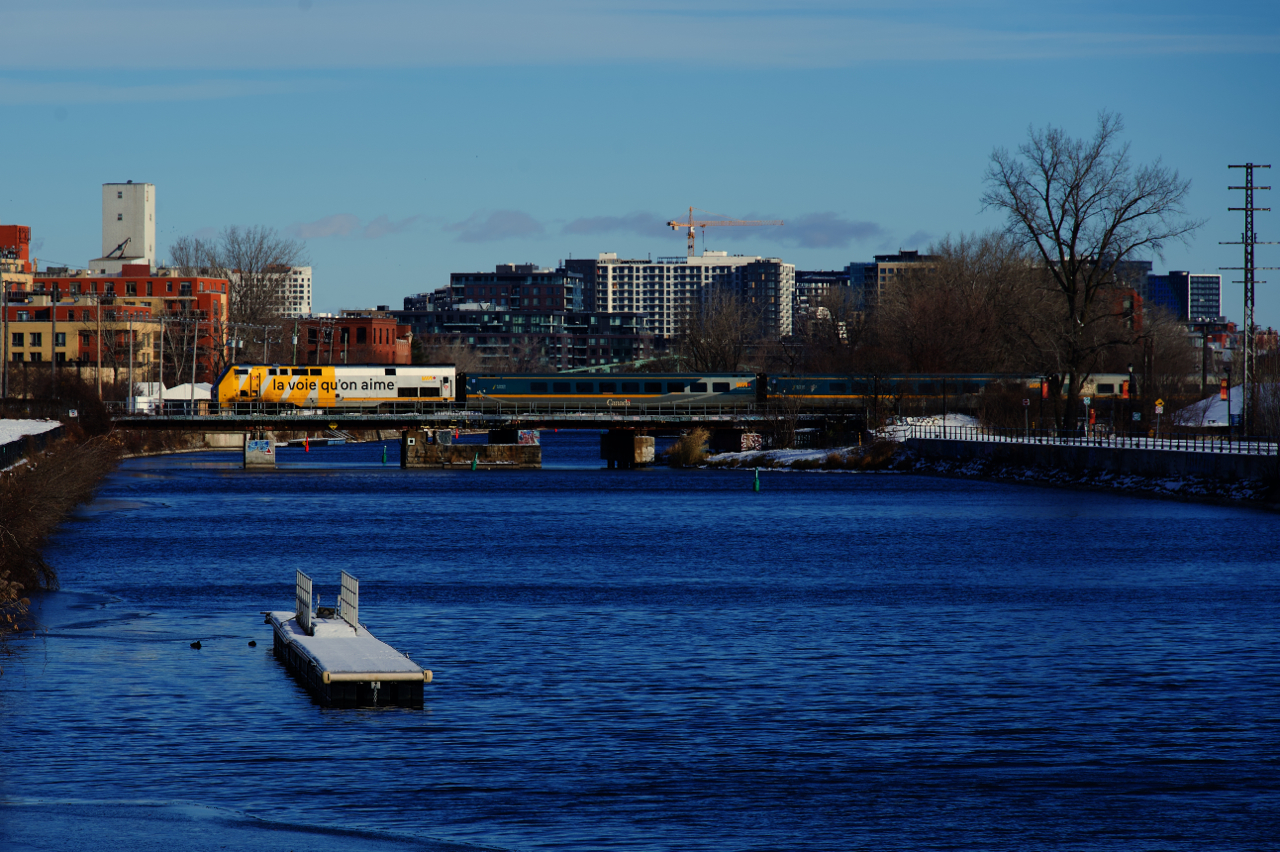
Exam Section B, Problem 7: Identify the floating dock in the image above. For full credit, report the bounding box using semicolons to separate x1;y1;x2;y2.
267;570;431;707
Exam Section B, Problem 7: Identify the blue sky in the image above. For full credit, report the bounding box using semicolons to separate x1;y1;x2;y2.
1;0;1278;328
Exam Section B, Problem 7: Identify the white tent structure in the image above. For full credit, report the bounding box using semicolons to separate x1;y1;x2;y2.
1176;384;1280;428
128;382;211;414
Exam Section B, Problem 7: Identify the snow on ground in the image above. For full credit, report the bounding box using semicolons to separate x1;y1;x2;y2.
708;447;840;466
707;415;980;467
877;413;980;440
0;418;62;445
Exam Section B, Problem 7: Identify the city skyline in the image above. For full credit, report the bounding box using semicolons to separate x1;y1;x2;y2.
1;1;1277;327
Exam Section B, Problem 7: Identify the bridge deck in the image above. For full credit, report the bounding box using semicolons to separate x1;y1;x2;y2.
110;403;861;431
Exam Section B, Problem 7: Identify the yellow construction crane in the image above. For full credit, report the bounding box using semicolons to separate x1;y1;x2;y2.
667;207;784;257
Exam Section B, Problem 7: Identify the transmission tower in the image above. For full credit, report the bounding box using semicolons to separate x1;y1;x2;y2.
1221;163;1277;435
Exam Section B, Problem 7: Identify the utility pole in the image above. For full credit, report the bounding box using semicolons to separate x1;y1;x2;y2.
127;312;135;413
50;281;58;398
1;276;9;400
1222;163;1277;436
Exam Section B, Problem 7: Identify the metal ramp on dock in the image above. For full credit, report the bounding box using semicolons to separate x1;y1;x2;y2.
267;570;431;707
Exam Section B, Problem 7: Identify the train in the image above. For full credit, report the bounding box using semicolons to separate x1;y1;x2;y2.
215;364;1138;412
215;363;458;412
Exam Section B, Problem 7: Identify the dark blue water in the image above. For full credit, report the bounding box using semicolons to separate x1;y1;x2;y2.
4;431;1280;851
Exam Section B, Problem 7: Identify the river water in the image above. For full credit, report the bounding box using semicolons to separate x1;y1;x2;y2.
3;431;1280;851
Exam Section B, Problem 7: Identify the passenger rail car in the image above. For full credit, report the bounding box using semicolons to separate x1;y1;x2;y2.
466;373;759;409
215;364;458;411
767;374;1028;402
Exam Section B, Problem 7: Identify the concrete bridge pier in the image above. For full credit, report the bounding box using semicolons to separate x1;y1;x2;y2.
244;432;277;469
708;428;763;454
401;428;541;469
601;429;654;469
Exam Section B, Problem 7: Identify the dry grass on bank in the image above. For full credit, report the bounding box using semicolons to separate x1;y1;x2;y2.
0;436;121;595
666;427;711;467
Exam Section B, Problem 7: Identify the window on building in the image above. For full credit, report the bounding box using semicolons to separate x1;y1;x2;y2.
55;332;66;347
117;191;122;199
126;282;137;296
11;332;23;347
117;213;123;221
29;332;42;346
30;352;42;362
10;352;21;362
357;327;368;344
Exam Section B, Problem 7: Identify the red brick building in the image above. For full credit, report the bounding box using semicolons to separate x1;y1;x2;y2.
301;310;411;365
31;264;230;383
0;224;34;273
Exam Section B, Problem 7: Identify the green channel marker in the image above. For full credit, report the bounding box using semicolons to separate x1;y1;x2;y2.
753;467;761;492
472;452;478;471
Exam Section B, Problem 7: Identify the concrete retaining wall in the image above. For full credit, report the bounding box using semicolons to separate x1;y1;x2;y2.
905;437;1280;483
0;424;65;469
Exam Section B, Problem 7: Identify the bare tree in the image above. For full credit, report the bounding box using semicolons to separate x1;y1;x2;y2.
983;111;1201;431
168;226;307;326
790;285;869;374
413;335;485;374
677;289;762;372
873;232;1047;374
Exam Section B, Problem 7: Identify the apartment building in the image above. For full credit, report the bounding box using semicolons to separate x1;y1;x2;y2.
281;266;313;318
569;251;795;340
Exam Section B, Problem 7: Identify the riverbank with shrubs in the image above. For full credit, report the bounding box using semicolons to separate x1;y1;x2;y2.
1;428;122;597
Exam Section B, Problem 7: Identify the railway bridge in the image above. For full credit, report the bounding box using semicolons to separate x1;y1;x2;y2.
108;402;865;469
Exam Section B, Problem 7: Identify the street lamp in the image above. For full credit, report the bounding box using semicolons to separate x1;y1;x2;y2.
1225;363;1233;443
1126;362;1134;442
71;290;107;400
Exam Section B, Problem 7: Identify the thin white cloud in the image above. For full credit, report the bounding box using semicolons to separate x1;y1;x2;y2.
0;2;1270;72
0;76;318;105
363;215;419;239
563;213;670;238
288;214;361;239
445;210;545;243
287;213;418;240
710;212;884;249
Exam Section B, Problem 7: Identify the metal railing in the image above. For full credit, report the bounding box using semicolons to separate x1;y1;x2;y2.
106;398;804;421
905;423;1279;457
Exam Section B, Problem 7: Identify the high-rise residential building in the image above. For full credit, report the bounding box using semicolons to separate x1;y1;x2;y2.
794;269;854;317
583;251;795;340
1169;271;1222;322
444;264;584;313
1143;273;1182;317
90;182;155;274
281;266;313;318
860;251;938;306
